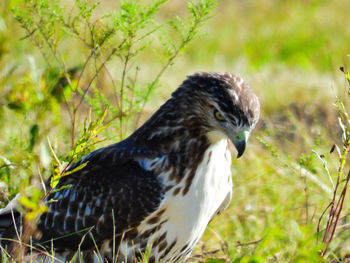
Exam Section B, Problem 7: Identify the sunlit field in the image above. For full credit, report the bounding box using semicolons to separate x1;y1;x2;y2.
1;0;350;262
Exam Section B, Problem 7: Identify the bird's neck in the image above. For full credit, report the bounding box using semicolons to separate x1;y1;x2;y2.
131;99;211;161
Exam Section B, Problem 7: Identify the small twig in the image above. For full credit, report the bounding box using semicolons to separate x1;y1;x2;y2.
302;167;309;225
312;149;335;190
321;169;350;256
317;202;332;245
235;239;262;247
0;164;17;170
125;66;140;125
97;55;120;110
74;48;117;114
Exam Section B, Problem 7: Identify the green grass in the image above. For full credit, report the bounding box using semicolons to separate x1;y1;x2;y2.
1;0;350;262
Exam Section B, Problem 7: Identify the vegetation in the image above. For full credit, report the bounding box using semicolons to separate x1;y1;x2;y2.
0;0;350;262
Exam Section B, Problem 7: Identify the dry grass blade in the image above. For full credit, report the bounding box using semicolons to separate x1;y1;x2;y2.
321;168;350;256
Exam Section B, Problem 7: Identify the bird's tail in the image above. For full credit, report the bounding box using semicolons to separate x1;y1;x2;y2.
0;194;21;257
0;210;19;236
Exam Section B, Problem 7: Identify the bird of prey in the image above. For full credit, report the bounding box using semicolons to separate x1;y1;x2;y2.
0;72;260;262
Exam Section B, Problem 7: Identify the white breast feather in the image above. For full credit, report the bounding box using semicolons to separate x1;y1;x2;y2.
133;136;233;262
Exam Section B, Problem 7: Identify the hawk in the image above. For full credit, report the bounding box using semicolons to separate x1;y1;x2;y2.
0;72;260;262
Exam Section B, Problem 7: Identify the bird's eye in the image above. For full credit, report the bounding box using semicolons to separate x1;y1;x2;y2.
214;109;225;121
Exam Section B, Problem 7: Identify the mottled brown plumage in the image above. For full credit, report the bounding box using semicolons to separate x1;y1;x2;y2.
0;72;260;262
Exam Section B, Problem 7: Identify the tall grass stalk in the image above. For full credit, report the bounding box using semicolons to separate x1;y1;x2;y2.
318;67;350;258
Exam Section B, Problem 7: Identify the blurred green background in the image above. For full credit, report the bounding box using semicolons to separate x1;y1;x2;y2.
1;0;350;262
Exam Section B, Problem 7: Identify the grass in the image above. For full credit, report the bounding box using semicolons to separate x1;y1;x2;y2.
1;0;350;262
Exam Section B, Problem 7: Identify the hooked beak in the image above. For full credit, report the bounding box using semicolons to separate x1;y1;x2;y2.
230;130;249;158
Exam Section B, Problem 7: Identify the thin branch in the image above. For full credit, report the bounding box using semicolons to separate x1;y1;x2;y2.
322;169;350;256
235;239;263;247
74;48;117;114
97;55;120;110
119;43;132;139
317;202;332;245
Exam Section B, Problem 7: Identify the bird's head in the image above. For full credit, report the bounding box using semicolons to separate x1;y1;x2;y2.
173;72;260;158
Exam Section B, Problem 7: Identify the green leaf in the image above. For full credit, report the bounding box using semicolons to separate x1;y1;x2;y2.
7;102;24;111
63;162;88;176
50;164;61;189
50;184;72;194
28;123;39;152
19;195;37;210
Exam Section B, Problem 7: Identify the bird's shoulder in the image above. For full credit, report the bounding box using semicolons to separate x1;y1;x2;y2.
66;138;161;175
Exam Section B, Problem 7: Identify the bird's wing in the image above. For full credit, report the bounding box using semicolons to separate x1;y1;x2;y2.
4;139;165;252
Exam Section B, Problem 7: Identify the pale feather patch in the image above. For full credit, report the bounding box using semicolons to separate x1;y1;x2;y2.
206;130;229;143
